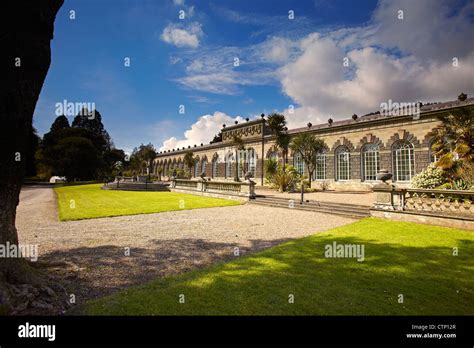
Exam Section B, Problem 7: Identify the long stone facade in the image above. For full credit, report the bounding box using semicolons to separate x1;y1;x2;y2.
153;96;474;191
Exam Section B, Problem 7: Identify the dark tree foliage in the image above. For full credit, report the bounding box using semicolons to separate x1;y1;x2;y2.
38;127;107;180
53;137;102;180
129;143;157;175
49;114;69;132
210;132;222;144
37;108;125;180
72;109;112;150
102;148;126;177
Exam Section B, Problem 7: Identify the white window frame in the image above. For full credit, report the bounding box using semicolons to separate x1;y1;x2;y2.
248;149;256;177
212;157;218;178
361;144;380;181
194;159;199;177
294;153;305;175
336;147;350;181
226;153;234;178
313;152;326;181
393;141;415;182
201;159;207;176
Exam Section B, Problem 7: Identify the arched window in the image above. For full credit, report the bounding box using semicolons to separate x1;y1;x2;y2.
313;151;326;180
201;159;207;176
212;155;219;178
238;150;246;178
393;141;415;181
248;149;256;177
226;153;234;178
361;144;380;181
268;150;278;160
294;153;305;175
194;159;200;177
336;146;350;181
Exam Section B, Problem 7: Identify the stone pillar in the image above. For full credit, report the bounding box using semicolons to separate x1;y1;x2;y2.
372;183;395;210
240;180;256;198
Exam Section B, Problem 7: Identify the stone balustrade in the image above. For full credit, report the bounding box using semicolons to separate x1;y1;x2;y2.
171;178;255;200
373;185;473;216
403;188;473;216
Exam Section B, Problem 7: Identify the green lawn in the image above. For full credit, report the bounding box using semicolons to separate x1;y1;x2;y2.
54;183;240;221
82;218;474;315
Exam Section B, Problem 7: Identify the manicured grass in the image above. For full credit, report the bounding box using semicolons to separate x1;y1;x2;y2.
82;218;474;315
54;184;240;221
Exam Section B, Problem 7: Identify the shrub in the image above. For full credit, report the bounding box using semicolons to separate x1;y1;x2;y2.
264;158;278;182
269;164;301;192
457;160;474;187
452;178;470;191
411;163;445;189
320;181;331;191
173;168;190;179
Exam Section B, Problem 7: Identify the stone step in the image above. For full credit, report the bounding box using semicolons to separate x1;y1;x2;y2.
254;196;370;212
249;199;370;219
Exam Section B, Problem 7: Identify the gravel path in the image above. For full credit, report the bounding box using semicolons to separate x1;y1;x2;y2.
16;186;356;309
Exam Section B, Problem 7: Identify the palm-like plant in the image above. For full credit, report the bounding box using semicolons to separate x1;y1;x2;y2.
183;151;194;177
431;106;473;182
267;113;290;169
290;133;326;188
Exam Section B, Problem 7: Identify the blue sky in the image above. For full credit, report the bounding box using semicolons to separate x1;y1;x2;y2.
34;0;474;153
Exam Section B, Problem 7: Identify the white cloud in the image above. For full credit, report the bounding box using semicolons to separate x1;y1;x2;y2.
161;22;203;48
160;112;245;150
173;0;185;5
165;0;474;146
275;0;474;128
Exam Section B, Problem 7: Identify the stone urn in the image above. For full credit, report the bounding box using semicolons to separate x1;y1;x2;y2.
376;169;392;183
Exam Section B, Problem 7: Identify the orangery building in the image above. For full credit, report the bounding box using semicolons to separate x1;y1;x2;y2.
153;96;473;191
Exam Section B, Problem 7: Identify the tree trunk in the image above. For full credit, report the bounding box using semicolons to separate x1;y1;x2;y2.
0;0;63;311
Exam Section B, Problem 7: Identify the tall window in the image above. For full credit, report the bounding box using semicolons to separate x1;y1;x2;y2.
212;156;219;178
294;153;305;175
393;141;415;181
268;151;278;160
201;159;207;176
336;146;350;181
247;149;256;177
313;152;326;180
361;144;380;181
194;159;200;177
238;150;246;178
226;153;234;178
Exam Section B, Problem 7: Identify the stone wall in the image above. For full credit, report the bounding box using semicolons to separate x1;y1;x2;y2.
153;113;442;190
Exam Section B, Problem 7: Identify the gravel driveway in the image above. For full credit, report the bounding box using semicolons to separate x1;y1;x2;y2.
16;186;356;310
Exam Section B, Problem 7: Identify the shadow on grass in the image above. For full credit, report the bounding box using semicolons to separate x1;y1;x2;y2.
39;237;292;310
74;234;474;315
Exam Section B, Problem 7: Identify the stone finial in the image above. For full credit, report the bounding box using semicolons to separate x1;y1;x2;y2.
328;118;333;126
307;122;312;128
352;114;358;121
376;169;393;183
458;92;467;101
